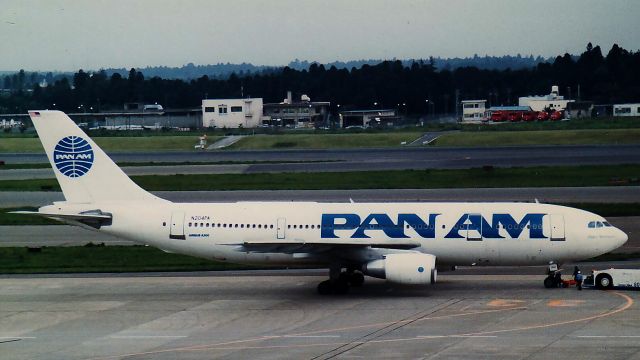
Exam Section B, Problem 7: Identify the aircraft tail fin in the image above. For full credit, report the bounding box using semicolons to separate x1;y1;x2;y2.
29;110;161;204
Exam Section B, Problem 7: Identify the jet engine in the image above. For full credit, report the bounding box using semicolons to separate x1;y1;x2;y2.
363;253;437;285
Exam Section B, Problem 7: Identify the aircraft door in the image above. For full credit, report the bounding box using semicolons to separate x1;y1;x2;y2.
277;218;286;239
550;214;565;241
466;214;483;241
170;211;186;240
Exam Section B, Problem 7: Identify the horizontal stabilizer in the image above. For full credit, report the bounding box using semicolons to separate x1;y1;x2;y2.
11;210;112;229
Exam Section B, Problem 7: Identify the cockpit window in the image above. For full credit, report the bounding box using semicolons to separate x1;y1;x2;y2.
588;221;596;228
603;221;612;227
596;221;604;228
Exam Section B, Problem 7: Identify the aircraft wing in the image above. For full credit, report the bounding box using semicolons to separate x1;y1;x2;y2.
232;239;421;254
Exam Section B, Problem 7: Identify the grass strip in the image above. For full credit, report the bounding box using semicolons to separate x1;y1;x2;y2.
434;128;640;147
228;132;423;149
0;245;252;274
0;160;342;170
0;165;638;192
0;136;223;153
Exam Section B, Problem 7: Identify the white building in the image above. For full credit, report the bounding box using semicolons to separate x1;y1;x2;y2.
613;103;640;117
519;86;574;112
202;98;263;128
0;119;23;129
461;100;486;123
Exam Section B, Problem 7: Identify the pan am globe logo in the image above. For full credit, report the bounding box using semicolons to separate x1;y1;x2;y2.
53;136;94;178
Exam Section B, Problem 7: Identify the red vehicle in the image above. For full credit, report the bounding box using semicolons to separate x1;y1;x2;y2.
537;111;550;121
522;111;537;122
490;111;508;122
550;110;564;121
507;111;523;122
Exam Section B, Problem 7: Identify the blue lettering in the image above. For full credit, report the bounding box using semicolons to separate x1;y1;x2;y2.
398;213;439;238
352;213;405;238
491;213;546;239
446;213;547;239
321;214;361;238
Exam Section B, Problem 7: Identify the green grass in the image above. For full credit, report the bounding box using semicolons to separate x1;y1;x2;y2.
228;132;423;149
0;160;341;170
0;245;251;274
459;117;640;132
1;164;637;192
0;136;223;153
434;128;640;147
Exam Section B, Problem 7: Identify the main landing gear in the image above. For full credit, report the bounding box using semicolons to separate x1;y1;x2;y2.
317;266;365;295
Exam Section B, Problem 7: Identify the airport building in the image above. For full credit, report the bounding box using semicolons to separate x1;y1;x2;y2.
613;103;640;117
202;98;263;128
518;85;574;112
460;100;487;123
262;92;330;128
339;109;400;128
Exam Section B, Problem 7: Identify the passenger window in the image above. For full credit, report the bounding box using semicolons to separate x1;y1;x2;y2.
270;225;273;229
588;221;595;228
162;222;166;226
188;222;192;227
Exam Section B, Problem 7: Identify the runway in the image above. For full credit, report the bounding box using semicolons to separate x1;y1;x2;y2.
1;271;638;360
2;144;639;180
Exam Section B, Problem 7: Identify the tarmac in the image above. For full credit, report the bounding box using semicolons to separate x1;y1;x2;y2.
1;271;639;360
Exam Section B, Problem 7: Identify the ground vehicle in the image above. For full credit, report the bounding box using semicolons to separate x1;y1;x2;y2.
507;112;522;122
583;268;640;289
143;104;164;111
490;111;508;122
522;111;537;122
550;110;564;121
537;111;550;121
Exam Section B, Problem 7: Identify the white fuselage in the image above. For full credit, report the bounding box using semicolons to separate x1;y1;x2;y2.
85;200;627;267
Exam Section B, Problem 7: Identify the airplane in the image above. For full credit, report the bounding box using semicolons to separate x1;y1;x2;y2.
15;110;628;294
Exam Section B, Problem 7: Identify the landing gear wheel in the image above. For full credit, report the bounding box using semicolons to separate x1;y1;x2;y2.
317;278;350;295
544;275;556;288
333;278;349;294
349;272;365;287
317;280;333;295
596;274;613;289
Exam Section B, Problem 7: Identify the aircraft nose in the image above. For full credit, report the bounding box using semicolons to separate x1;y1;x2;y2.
617;228;629;246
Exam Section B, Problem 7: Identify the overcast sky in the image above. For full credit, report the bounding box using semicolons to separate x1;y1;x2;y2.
1;0;639;71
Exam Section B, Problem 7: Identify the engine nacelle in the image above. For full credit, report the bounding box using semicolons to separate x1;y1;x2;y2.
363;253;437;285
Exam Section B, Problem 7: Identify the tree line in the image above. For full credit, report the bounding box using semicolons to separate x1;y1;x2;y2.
1;43;639;115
